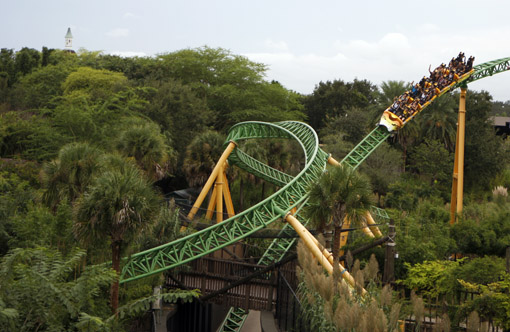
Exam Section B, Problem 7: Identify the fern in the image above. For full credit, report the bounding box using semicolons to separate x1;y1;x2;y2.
0;247;117;331
0;298;18;330
76;312;110;332
75;288;200;329
114;289;200;320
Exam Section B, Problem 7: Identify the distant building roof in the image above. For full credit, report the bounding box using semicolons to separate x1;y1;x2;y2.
491;116;510;137
65;27;73;38
492;116;510;127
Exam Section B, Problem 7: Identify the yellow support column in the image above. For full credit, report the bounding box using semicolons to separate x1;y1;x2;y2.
216;163;224;223
187;142;236;220
338;217;351;257
202;163;235;221
450;88;467;224
361;222;375;238
284;212;366;296
327;155;340;166
286;212;334;270
222;168;235;218
450;129;459;224
205;186;217;220
365;212;383;237
456;88;467;219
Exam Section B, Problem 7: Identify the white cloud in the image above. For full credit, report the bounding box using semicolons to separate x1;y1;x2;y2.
109;51;147;57
246;33;435;94
331;33;412;67
379;33;409;49
418;23;440;33
248;30;510;100
264;39;289;52
411;26;510;101
123;12;138;19
106;28;129;38
245;52;350;93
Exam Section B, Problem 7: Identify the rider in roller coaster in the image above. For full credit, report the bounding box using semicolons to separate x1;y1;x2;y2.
381;52;475;128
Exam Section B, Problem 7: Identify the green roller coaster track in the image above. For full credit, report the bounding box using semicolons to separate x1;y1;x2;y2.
120;121;330;283
466;57;510;84
219;56;510;331
256;56;510;268
219;307;248;332
114;56;510;329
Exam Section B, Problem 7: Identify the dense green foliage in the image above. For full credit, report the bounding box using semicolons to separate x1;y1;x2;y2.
1;45;509;329
304;164;373;273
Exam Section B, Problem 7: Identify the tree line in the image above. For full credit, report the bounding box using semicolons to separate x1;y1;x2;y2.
1;46;510;330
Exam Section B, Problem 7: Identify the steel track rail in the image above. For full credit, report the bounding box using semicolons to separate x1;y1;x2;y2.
120;121;328;283
219;56;510;330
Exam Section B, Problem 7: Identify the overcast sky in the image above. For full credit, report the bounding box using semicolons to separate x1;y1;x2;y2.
2;0;510;101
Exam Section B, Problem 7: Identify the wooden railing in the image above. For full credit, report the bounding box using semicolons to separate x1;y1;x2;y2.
395;287;504;332
166;256;298;311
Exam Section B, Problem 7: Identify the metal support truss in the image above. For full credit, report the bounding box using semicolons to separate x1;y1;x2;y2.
120;121;329;283
218;307;248;332
117;56;510;330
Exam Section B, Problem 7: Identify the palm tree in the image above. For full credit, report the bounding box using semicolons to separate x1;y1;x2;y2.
374;81;419;172
73;158;160;314
394;121;420;172
377;80;409;107
114;119;175;181
304;164;373;265
376;80;419;171
417;94;457;151
182;130;226;187
231;139;268;211
41;142;101;209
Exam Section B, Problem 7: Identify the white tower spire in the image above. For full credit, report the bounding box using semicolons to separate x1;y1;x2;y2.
65;27;73;49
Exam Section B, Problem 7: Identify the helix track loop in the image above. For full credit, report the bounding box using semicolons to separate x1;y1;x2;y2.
120;121;328;283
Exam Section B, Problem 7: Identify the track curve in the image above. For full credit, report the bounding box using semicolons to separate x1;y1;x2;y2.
120;121;329;283
120;57;510;284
